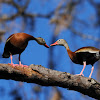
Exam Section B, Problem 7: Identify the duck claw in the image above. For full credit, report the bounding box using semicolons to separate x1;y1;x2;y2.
76;73;84;76
19;64;28;67
8;63;19;67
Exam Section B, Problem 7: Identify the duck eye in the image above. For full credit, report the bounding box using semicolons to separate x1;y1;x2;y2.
59;40;60;41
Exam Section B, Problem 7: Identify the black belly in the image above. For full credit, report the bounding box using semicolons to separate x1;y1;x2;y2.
72;52;100;65
2;42;25;58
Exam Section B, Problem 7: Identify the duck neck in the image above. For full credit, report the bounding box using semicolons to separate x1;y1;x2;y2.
64;42;75;62
63;42;70;50
28;37;41;45
27;35;36;41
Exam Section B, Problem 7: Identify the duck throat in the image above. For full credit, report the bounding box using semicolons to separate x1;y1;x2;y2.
64;43;75;61
64;43;70;50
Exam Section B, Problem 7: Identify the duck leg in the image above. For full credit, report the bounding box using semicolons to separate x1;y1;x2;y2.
9;54;18;67
19;54;22;66
10;54;13;65
89;66;94;78
19;54;28;67
76;61;86;76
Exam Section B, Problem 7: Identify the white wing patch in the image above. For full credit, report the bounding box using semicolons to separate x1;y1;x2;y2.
96;52;100;57
75;48;100;53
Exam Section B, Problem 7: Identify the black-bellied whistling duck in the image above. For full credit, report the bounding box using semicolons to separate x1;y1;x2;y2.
2;33;49;67
50;39;100;78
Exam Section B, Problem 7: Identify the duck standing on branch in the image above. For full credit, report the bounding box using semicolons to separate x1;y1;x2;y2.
50;39;100;78
2;33;49;67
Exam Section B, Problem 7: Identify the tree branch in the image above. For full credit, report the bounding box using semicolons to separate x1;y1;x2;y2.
0;0;53;22
0;63;100;99
0;13;52;22
69;27;100;42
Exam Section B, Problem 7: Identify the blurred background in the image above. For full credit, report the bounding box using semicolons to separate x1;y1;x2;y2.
0;0;100;100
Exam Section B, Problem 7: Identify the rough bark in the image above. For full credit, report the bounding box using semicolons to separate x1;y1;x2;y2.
0;63;100;99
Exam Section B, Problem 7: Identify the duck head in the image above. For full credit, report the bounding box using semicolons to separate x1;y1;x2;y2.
36;37;49;48
50;39;66;46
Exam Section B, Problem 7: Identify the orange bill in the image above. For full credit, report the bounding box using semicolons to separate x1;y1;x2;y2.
44;44;49;48
50;41;58;46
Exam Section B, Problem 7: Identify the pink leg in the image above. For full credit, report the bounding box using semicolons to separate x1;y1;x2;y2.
8;55;18;67
19;54;28;67
10;54;13;64
19;61;23;67
89;66;94;78
76;61;86;76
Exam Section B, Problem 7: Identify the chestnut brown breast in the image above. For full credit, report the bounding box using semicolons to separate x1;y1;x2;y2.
67;49;77;63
